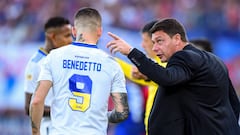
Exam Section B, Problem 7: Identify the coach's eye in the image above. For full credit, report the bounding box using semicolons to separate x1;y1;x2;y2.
157;39;163;44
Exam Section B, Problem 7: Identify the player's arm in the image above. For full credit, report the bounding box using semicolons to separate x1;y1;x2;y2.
108;92;129;123
25;92;33;115
43;105;50;117
25;92;50;117
30;80;52;135
24;62;51;117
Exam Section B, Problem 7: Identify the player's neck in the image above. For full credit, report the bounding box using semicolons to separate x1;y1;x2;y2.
75;38;98;45
75;32;99;45
44;41;54;53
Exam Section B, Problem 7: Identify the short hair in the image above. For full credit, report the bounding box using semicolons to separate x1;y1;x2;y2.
141;20;158;37
150;18;187;42
74;7;102;30
190;39;213;52
44;16;70;32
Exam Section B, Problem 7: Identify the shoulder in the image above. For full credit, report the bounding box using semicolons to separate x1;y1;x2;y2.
46;46;71;61
104;53;121;67
95;49;117;62
26;51;45;70
169;45;204;68
97;51;123;71
180;45;202;56
28;50;46;63
49;45;69;55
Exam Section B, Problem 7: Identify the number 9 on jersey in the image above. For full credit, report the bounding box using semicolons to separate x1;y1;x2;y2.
68;74;92;112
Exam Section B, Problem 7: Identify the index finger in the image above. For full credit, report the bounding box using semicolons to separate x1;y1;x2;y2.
108;32;121;40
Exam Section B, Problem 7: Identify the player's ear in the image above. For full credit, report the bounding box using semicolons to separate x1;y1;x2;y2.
47;31;58;47
46;32;53;39
97;27;102;38
72;27;77;38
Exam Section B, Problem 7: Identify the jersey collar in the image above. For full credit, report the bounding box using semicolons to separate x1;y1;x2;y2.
72;42;98;49
38;47;48;56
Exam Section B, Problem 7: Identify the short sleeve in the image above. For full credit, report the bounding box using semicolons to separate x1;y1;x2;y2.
38;54;53;82
24;62;40;93
111;64;127;93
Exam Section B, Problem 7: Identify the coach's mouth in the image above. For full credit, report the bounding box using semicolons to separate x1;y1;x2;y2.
157;54;163;59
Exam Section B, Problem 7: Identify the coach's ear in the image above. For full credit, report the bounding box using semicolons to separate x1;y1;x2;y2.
72;26;77;38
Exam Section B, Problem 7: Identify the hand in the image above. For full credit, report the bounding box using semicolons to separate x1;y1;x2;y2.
132;66;148;80
107;32;133;55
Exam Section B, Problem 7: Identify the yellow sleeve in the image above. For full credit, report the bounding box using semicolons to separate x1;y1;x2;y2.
115;58;157;86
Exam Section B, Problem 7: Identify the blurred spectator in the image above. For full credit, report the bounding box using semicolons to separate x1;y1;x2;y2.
0;0;239;45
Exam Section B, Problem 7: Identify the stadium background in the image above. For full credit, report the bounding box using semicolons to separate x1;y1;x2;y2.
0;0;239;134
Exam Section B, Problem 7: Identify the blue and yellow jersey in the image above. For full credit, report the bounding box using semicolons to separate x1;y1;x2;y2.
38;42;127;134
24;47;48;94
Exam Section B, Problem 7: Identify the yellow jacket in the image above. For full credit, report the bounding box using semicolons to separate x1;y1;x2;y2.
115;57;166;134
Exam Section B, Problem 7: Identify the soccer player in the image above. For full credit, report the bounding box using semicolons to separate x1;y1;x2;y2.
24;16;72;135
115;20;166;134
30;7;129;135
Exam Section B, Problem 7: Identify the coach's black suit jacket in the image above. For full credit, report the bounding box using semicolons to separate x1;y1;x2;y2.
128;45;240;135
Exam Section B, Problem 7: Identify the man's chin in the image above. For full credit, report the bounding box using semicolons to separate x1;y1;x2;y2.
160;58;167;63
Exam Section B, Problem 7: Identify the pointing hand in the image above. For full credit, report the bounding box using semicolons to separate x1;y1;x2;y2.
107;32;133;55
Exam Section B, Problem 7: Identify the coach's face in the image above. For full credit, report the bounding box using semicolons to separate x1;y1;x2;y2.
152;30;180;62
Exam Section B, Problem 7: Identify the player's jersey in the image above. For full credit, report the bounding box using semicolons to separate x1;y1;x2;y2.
24;48;53;106
38;42;127;135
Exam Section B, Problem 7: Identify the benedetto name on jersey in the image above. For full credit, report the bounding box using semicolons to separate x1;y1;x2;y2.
63;59;101;71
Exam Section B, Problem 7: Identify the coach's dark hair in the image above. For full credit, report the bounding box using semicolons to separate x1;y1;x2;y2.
141;20;158;36
44;16;70;31
150;18;187;42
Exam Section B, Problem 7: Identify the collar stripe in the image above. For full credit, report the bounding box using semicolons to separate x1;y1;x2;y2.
72;42;98;48
38;48;48;56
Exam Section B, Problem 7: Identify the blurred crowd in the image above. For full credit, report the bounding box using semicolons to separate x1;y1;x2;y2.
0;0;240;45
